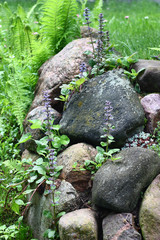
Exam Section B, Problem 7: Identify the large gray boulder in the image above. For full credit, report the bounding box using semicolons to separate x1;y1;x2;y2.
139;174;160;240
92;147;160;212
102;213;142;240
132;59;160;92
60;70;145;147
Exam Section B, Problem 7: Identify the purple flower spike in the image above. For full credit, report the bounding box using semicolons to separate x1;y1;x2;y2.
104;100;114;128
79;62;86;78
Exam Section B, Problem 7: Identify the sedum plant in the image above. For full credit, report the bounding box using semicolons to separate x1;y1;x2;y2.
122;131;156;149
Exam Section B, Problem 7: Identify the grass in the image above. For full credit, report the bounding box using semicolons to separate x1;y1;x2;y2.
0;0;37;11
1;0;160;59
87;0;160;59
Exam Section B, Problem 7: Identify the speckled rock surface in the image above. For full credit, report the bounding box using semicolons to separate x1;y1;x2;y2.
60;70;145;147
59;209;98;240
139;174;160;240
141;93;160;133
27;180;80;240
92;147;160;212
103;213;142;240
30;38;95;112
57;143;97;191
132;59;160;92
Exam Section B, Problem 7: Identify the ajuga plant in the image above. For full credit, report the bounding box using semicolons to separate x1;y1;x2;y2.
40;0;80;54
55;62;88;105
83;8;137;75
42;91;65;239
84;101;120;174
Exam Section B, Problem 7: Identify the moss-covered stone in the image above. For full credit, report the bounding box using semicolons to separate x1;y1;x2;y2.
60;70;145;147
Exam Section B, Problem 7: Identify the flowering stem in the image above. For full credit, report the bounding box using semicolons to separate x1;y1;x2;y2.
84;8;95;57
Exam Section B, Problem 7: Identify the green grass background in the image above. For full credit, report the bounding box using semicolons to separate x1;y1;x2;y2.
0;0;160;59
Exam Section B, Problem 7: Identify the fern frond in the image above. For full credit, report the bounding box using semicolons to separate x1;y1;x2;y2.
92;0;103;26
79;0;88;17
6;60;34;132
41;0;61;52
30;37;52;70
41;0;80;52
58;0;79;47
17;4;27;20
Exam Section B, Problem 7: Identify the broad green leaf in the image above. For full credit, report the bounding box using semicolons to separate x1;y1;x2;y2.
28;119;42;129
52;136;61;149
48;230;55;238
100;141;107;147
95;152;105;164
43;210;52;219
11;200;20;215
36;176;46;184
18;133;32;144
57;211;65;218
15;199;25;206
60;135;70;145
23;189;34;195
75;77;86;86
55;165;63;172
96;146;105;154
35;158;44;165
28;175;37;183
33;166;46;175
52;125;60;131
108;135;114;140
0;225;6;231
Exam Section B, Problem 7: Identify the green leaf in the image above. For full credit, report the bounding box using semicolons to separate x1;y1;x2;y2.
35;158;44;165
60;135;70;145
23;189;34;195
11;200;20;215
84;50;92;55
18;132;32;144
100;141;107;147
48;230;55;238
95;152;105;164
75;77;86;87
57;211;65;218
96;146;105;154
43;210;52;219
32;166;46;176
52;125;60;131
28;175;37;183
15;199;25;206
55;165;63;172
18;216;23;223
36;176;46;184
149;47;160;51
108;135;114;140
28;119;42;129
52;136;61;149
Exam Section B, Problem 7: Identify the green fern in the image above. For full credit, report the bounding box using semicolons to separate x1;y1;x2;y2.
92;0;103;26
6;60;33;132
79;0;88;17
41;0;80;53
